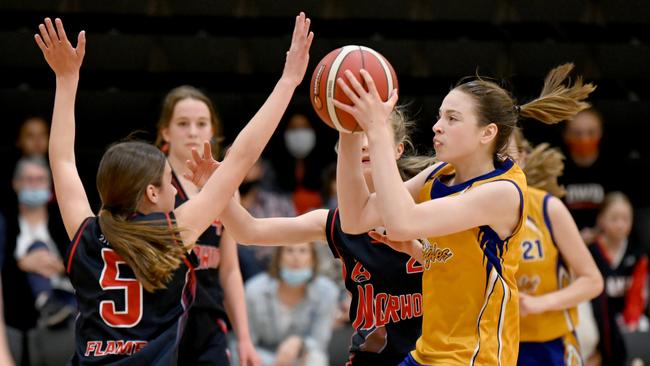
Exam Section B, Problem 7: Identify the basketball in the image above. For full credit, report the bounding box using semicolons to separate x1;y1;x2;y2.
310;45;398;133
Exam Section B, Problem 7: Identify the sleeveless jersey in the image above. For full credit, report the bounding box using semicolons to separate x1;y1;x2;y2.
517;187;578;342
65;212;197;365
412;159;527;366
171;172;231;363
326;208;423;366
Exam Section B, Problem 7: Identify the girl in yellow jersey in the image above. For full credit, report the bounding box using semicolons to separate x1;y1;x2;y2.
509;133;603;366
332;63;595;366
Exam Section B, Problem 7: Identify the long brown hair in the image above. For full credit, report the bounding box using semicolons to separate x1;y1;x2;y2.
456;63;596;161
96;141;187;292
524;143;567;198
155;85;223;158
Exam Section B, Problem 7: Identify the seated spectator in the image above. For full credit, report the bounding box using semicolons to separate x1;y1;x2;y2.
12;156;75;327
245;243;338;366
589;192;649;366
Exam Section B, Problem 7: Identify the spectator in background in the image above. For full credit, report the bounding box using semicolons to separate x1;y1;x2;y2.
11;156;75;327
16;116;49;158
244;243;338;366
239;159;296;274
560;108;614;243
271;111;332;214
589;192;649;366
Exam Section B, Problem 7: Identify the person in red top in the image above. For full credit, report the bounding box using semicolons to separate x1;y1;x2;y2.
589;191;649;366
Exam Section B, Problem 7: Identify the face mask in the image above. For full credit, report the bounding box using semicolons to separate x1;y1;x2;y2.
18;188;51;207
239;179;260;196
565;137;600;159
284;128;316;159
280;267;313;287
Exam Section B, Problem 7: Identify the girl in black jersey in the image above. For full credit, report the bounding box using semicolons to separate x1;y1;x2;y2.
155;86;259;365
34;14;313;365
186;109;433;365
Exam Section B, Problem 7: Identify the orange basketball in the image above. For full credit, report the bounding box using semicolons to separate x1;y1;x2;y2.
309;45;398;133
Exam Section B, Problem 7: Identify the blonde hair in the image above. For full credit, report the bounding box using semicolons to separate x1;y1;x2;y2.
523;143;566;197
391;107;437;179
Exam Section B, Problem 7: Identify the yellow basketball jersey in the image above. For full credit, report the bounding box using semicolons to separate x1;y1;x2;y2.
412;159;527;366
517;187;579;342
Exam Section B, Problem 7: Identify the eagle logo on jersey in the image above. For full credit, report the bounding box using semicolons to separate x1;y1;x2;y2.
421;239;453;270
517;274;541;294
351;261;371;283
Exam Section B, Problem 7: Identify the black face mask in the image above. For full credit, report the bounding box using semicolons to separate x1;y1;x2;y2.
239;179;261;196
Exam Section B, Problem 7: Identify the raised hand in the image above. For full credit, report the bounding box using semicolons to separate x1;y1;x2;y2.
34;18;85;78
280;12;314;88
332;69;398;133
183;141;221;189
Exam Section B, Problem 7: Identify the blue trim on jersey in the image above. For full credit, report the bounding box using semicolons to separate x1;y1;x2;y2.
398;353;425;366
479;226;505;277
518;337;566;366
429;159;515;200
426;162;448;181
542;194;558;246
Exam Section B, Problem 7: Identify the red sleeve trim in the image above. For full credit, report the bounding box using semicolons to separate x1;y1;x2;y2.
623;255;649;326
66;217;93;274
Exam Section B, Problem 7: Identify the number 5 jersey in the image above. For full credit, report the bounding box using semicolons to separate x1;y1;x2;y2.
65;212;197;365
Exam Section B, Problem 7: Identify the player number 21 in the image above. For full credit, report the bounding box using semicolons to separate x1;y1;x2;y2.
99;248;143;328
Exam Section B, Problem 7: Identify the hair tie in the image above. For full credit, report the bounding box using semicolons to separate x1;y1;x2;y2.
514;105;521;115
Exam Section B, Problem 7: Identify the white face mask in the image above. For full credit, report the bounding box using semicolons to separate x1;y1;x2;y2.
284;128;316;159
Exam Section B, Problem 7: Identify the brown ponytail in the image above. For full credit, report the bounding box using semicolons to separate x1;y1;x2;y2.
456;63;596;161
519;63;597;124
98;212;187;292
97;141;190;292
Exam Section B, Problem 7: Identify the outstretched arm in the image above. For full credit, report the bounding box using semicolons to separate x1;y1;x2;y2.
520;196;603;317
184;142;328;245
175;13;313;245
35;18;93;239
221;201;328;245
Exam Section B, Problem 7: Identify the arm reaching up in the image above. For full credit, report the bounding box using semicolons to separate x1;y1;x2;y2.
174;12;314;245
35;17;93;239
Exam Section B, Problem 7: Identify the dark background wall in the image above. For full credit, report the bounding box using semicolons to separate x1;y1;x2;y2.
1;0;649;207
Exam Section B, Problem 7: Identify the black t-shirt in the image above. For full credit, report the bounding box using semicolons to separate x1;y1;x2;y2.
66;212;197;365
325;208;422;365
559;155;616;230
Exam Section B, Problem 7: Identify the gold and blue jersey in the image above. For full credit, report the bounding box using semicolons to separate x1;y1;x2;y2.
517;187;579;342
412;159;527;366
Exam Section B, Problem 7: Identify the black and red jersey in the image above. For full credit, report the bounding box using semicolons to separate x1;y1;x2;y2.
589;237;649;366
326;208;423;366
65;212;196;365
171;172;230;362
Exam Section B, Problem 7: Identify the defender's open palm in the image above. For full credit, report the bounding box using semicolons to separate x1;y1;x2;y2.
184;142;221;189
35;18;85;77
281;12;314;87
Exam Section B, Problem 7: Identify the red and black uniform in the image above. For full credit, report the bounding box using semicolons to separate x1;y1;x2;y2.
326;208;423;366
172;172;231;365
589;237;649;366
66;212;197;365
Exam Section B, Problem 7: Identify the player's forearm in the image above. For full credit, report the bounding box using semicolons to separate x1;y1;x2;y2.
49;76;79;166
336;132;374;233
